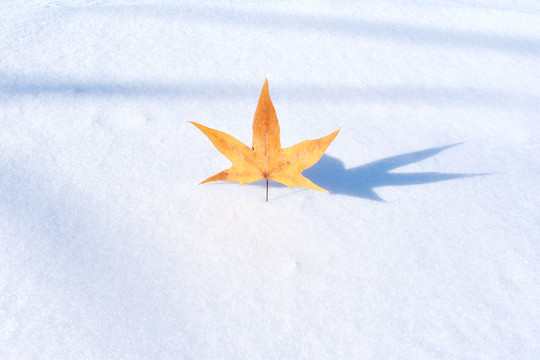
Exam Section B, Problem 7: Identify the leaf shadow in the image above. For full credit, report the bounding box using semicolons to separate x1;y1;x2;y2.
304;143;484;201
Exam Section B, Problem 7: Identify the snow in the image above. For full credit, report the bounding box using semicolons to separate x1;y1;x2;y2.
1;0;539;358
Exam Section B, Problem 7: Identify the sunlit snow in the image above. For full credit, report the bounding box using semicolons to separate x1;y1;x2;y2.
1;1;539;358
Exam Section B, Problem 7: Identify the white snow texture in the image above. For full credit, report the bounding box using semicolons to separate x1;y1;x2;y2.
1;1;539;359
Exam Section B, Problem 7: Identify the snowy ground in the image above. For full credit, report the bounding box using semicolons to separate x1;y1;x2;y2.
1;1;540;359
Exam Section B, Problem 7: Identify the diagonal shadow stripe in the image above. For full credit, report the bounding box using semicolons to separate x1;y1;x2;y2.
84;3;540;56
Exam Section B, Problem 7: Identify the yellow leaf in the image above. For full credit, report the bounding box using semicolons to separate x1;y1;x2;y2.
191;79;339;201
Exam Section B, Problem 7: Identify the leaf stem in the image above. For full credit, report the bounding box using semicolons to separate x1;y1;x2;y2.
266;178;268;202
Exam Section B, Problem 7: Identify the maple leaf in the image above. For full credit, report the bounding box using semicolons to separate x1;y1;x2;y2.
191;79;339;201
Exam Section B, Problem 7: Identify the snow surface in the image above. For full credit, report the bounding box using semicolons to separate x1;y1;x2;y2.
1;0;540;358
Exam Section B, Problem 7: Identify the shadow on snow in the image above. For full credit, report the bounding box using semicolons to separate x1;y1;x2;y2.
1;75;538;112
304;143;483;201
86;3;540;57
